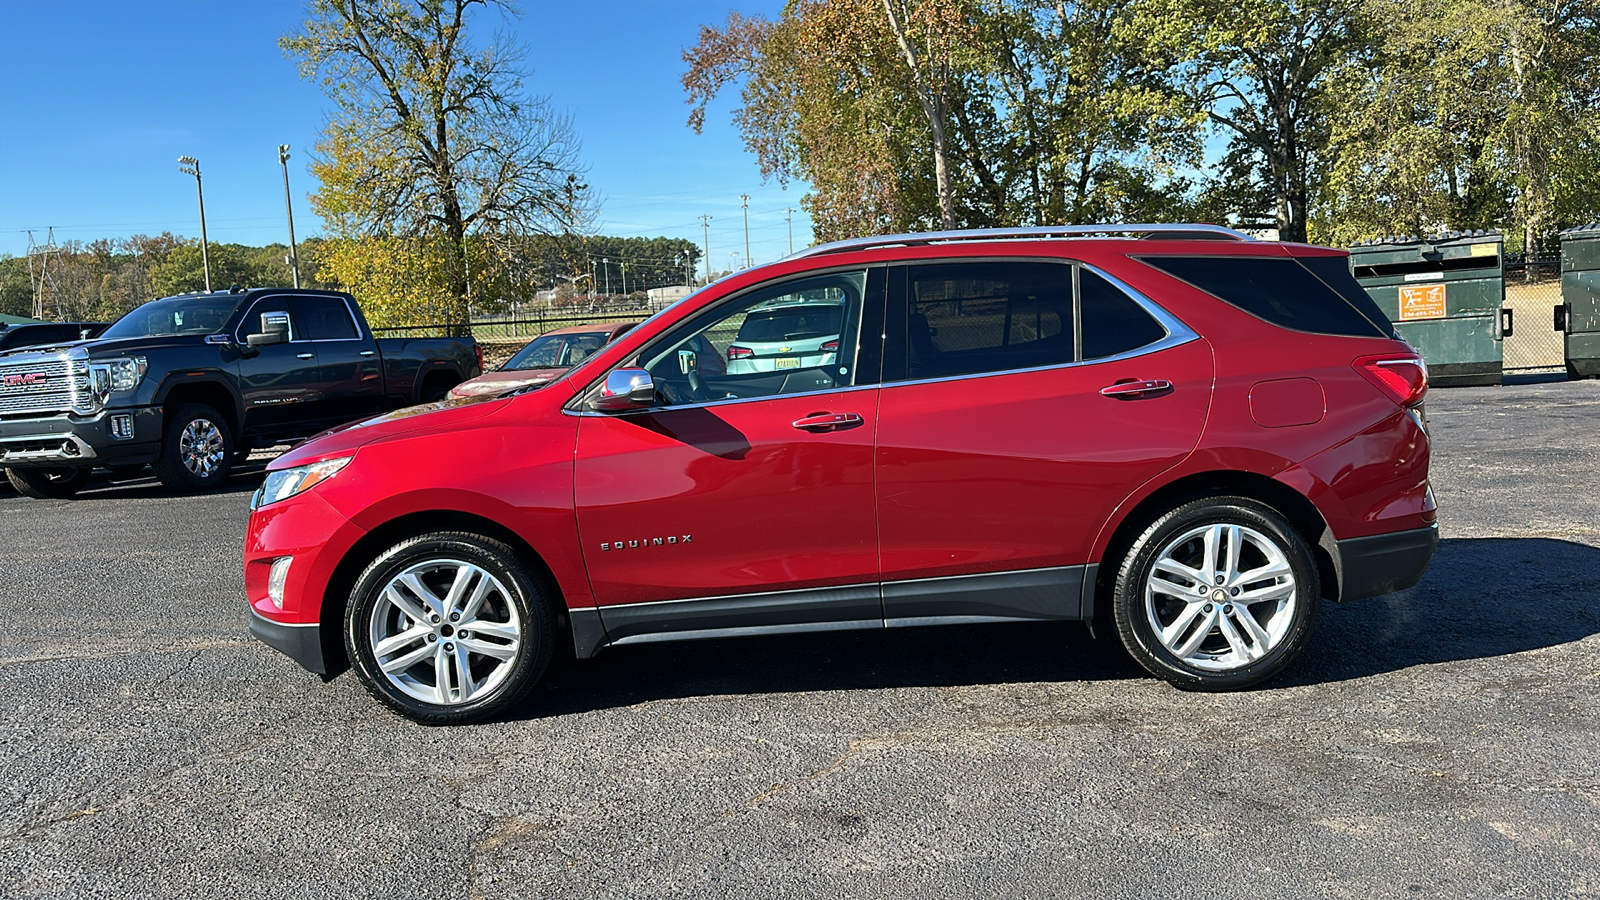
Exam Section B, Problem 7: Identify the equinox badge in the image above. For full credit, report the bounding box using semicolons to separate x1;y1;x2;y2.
600;535;692;551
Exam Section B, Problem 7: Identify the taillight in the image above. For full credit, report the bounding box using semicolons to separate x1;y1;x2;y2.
820;339;839;352
1353;354;1427;407
727;345;754;360
474;343;484;372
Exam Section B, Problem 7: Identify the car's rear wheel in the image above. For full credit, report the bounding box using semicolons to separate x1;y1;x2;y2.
345;531;553;725
6;466;90;499
1112;496;1319;691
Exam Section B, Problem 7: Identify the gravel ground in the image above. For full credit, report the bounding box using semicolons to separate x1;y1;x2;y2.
1;379;1597;899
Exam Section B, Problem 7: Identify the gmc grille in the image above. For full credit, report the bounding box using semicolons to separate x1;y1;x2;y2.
0;358;88;418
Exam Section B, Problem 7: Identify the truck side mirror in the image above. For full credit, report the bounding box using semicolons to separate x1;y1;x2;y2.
247;312;291;349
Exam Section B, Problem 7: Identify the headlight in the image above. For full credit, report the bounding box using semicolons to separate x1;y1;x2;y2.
89;356;148;395
251;457;353;510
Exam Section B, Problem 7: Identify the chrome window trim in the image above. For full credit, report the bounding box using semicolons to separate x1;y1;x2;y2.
881;258;1199;388
564;382;880;417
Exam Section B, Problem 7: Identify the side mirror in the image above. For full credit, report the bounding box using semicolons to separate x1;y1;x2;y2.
247;312;291;349
591;367;656;411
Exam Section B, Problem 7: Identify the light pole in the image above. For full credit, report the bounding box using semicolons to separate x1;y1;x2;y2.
740;194;751;268
699;215;712;284
177;156;211;292
601;257;610;296
278;144;301;288
785;208;794;256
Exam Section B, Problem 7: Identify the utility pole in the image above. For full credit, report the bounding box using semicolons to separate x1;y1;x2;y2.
785;207;794;255
278;144;301;288
177;156;211;292
699;215;712;283
740;194;751;268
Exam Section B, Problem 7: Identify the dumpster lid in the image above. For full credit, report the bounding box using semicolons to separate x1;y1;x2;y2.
1351;229;1500;248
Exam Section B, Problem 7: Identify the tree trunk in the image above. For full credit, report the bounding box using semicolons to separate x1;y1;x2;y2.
883;0;957;229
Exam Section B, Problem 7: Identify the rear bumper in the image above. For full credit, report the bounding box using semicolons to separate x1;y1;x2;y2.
248;610;326;674
1336;524;1439;601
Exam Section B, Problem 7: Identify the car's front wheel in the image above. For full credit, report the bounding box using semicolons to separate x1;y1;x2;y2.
1112;496;1319;691
345;531;554;725
152;404;234;492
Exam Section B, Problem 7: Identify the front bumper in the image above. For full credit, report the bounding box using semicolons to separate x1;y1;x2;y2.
1335;524;1440;601
0;407;163;468
248;610;326;674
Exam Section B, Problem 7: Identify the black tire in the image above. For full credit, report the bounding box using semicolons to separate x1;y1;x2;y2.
344;531;554;725
6;466;91;499
151;404;234;492
1111;496;1319;691
419;376;458;403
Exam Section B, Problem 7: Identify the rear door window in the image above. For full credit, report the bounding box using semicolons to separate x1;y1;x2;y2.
898;261;1075;380
1141;255;1389;338
290;295;360;341
1080;269;1168;359
885;261;1176;381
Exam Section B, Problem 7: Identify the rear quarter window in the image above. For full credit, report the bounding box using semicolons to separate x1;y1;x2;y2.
1141;255;1390;338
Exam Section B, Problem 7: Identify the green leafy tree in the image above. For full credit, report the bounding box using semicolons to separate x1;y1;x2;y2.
683;1;1205;240
1322;0;1600;253
1136;0;1369;242
282;0;594;323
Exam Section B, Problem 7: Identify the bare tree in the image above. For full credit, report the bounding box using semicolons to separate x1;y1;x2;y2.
282;0;594;310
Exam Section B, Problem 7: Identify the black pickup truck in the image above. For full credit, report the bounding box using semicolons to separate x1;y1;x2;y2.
0;287;480;499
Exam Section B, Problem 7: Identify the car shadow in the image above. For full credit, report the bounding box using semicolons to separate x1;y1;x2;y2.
1283;536;1600;686
69;467;266;502
514;537;1600;718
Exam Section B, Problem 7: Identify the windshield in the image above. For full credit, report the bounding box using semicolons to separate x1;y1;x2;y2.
100;297;241;340
504;332;611;370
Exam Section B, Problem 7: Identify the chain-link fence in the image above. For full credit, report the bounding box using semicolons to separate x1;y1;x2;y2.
372;307;649;369
1502;251;1565;372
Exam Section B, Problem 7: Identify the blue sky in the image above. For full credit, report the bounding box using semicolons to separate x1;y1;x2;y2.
0;1;808;273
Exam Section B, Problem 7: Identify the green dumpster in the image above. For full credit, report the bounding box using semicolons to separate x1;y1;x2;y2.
1558;224;1600;379
1348;231;1510;387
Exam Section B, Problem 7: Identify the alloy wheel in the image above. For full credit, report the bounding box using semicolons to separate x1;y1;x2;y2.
366;558;523;706
178;418;226;478
1143;523;1298;671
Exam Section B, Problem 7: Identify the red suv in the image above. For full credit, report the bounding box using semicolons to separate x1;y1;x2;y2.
245;225;1437;724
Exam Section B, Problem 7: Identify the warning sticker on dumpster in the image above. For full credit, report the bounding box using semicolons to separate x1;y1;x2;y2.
1399;284;1447;320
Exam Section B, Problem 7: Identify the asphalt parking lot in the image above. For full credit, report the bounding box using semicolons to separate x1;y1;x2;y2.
2;380;1598;899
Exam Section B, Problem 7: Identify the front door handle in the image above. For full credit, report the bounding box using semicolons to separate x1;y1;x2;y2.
296;352;315;360
359;350;376;357
792;412;864;432
1100;379;1173;399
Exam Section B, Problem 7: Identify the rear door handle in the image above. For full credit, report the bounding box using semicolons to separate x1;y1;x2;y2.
296;352;315;360
1100;379;1172;399
792;412;864;432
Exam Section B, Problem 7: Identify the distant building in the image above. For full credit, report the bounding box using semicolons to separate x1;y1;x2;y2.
646;285;694;310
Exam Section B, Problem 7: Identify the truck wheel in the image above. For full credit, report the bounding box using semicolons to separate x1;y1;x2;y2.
152;404;235;492
345;531;554;725
419;376;458;403
6;466;91;500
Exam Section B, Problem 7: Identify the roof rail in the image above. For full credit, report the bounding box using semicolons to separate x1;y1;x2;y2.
784;223;1255;261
